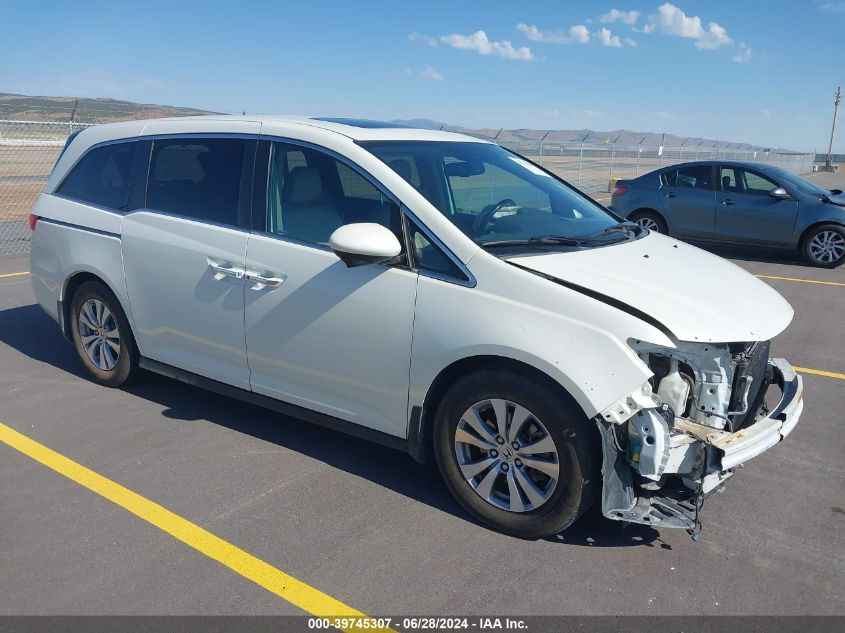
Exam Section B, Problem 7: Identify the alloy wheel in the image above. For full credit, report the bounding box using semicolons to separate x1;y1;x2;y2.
77;298;120;371
635;217;660;231
808;230;845;265
453;399;559;513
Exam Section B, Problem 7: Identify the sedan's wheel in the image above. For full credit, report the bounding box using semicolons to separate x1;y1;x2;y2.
803;224;845;268
70;281;140;387
629;210;667;234
454;399;559;513
433;369;599;539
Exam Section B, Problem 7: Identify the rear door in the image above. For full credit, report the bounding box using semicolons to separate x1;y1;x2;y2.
715;166;799;244
121;129;258;388
658;165;716;239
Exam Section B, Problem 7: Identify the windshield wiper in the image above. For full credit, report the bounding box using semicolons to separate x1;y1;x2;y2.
481;235;601;249
593;222;637;237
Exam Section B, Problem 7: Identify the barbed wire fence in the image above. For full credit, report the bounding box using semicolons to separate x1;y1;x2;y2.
0;119;818;258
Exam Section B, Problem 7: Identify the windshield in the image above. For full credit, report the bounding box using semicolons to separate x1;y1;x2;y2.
767;166;830;196
360;141;623;247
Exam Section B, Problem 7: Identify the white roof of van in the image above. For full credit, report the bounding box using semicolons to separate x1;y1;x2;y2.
86;115;489;144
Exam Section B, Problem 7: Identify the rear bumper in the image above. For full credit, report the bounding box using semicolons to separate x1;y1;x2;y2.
676;358;803;470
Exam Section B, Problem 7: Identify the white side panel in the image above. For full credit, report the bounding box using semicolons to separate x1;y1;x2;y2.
244;234;417;437
409;253;673;420
121;212;250;388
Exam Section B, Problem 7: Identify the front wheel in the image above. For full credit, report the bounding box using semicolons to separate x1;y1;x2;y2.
802;224;845;268
69;281;140;387
433;370;599;539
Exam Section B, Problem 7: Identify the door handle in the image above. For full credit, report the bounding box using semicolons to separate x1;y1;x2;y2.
207;257;245;280
720;199;736;206
663;192;677;198
244;271;285;289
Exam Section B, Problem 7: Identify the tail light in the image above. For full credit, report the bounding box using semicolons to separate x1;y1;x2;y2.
28;213;39;231
613;184;630;197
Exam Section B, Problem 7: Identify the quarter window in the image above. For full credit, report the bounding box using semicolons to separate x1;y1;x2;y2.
407;217;467;280
146;138;249;226
56;141;137;211
267;141;402;246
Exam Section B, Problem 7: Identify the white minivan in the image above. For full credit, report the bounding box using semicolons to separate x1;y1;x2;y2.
30;116;803;538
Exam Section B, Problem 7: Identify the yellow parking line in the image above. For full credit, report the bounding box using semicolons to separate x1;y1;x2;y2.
755;274;845;287
0;422;386;631
0;271;29;279
794;366;845;380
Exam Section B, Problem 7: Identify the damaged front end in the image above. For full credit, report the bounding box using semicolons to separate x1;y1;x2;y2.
595;340;804;532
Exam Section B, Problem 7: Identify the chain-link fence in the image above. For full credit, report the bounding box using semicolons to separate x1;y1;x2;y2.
0;119;817;258
495;140;816;195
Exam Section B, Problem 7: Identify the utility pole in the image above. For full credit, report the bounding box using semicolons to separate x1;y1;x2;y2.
823;86;842;172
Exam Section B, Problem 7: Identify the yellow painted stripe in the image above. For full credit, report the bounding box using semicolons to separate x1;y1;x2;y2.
0;271;29;279
0;422;388;631
755;274;845;287
794;366;845;380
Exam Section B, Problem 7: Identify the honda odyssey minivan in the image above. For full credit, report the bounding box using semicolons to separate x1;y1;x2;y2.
29;116;804;538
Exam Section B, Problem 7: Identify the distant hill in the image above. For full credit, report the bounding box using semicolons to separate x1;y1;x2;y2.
0;93;217;123
391;118;779;151
0;94;781;150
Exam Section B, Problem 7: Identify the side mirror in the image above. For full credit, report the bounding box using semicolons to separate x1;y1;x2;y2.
329;223;402;268
769;187;791;200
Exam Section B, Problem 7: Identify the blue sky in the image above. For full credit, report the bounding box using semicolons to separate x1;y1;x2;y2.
2;0;844;151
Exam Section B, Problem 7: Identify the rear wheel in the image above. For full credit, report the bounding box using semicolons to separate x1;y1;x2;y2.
69;281;140;387
433;370;599;539
802;224;845;268
629;210;667;234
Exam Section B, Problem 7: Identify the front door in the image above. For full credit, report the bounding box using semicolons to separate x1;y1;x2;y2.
715;166;799;244
658;164;716;239
122;133;257;389
244;140;418;437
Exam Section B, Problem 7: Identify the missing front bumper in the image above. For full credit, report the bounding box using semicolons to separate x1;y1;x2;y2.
595;358;804;530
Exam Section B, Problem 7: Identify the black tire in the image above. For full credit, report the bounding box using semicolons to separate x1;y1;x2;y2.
69;280;140;387
801;224;845;268
629;210;668;234
433;369;599;539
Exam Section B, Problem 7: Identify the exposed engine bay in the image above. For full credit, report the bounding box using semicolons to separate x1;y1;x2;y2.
595;339;803;535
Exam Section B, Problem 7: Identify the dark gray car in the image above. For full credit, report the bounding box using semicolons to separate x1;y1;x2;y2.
610;161;845;267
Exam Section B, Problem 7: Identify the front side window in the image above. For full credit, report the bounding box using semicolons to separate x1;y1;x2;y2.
742;169;779;195
146;138;248;225
267;141;401;246
361;141;620;247
719;166;778;196
56;141;137;211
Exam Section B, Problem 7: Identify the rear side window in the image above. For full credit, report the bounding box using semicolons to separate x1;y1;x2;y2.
146;138;248;225
56;141;137;211
676;165;713;190
660;170;676;187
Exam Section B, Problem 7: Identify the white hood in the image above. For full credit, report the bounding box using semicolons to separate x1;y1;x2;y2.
510;232;793;343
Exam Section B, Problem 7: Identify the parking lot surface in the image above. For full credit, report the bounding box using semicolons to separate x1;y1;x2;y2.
1;183;843;616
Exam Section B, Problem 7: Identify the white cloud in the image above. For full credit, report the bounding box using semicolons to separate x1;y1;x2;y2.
402;65;444;80
624;36;638;47
600;9;641;24
517;22;589;44
761;108;771;116
733;42;752;63
650;111;679;120
419;65;444;80
440;30;534;60
820;2;845;11
594;27;623;48
409;32;438;47
646;2;732;49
